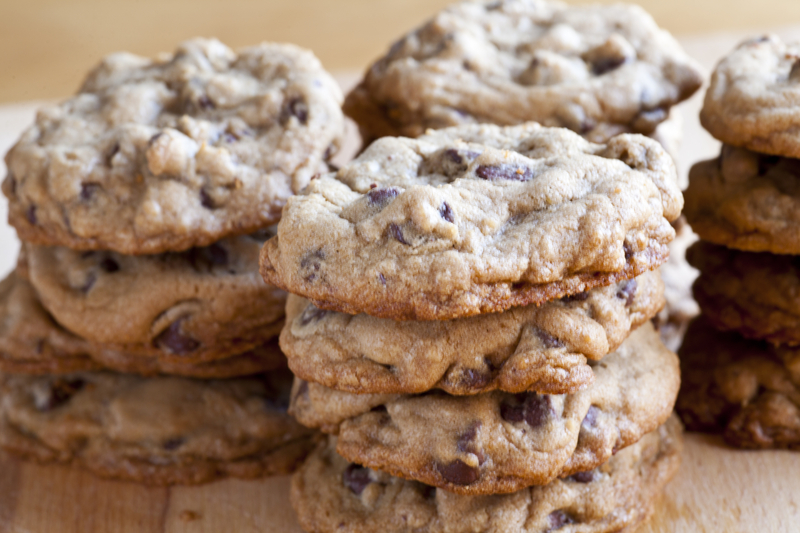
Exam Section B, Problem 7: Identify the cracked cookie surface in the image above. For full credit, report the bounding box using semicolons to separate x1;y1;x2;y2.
289;323;679;495
344;0;702;144
291;417;682;533
261;123;681;320
0;367;319;484
281;270;664;395
3;38;344;254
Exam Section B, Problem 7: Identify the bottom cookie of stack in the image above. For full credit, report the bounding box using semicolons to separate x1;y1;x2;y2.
0;367;319;485
292;415;682;533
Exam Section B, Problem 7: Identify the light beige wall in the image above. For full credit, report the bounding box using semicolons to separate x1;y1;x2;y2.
1;0;798;102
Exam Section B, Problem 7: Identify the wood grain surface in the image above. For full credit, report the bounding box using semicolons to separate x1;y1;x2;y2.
1;23;800;533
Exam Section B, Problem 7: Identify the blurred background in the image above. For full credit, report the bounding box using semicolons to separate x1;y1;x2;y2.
3;0;800;102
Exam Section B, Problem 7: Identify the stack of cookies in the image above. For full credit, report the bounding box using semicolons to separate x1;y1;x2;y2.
0;38;346;483
678;35;800;449
343;0;705;351
263;121;685;532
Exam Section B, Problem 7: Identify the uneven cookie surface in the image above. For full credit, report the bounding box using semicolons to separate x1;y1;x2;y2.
290;323;679;495
701;35;800;158
0;270;287;378
3;38;344;254
687;242;800;346
0;368;319;484
677;318;800;449
261;123;682;320
684;145;800;254
282;270;664;395
292;416;682;533
344;0;702;143
27;231;286;361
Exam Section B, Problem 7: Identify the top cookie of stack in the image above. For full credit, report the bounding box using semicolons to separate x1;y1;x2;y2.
4;37;344;255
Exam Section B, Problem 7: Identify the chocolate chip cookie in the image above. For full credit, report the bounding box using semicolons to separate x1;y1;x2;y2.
701;35;800;158
344;0;702;144
684;145;800;254
687;241;800;346
0;367;319;484
27;232;286;362
677;317;800;449
261;123;682;320
0;270;287;378
292;416;682;533
281;270;664;396
3;38;345;255
289;323;679;495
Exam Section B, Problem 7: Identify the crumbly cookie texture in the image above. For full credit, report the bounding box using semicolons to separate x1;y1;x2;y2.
289;323;679;495
3;38;344;255
684;145;800;254
701;35;800;158
281;270;664;396
261;123;681;321
653;216;699;352
292;416;682;533
0;270;287;378
677;317;800;449
27;231;285;361
687;242;800;347
344;0;702;144
0;368;320;484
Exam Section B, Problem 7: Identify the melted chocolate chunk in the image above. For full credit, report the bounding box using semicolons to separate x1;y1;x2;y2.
199;189;215;209
99;257;120;273
439;202;454;223
562;291;590;303
388;223;408;245
436;459;479;486
378;272;387;286
456;423;486;464
569;470;595;483
154;319;200;355
80;182;101;201
445;149;463;164
299;304;328;326
623;242;634;261
476;164;533;182
500;392;554;428
343;464;372;495
36;378;85;411
282;97;309;125
163;438;185;451
536;329;564;349
300;248;325;282
546;510;576;531
616;278;637;307
592;56;627;75
449;367;490;391
582;405;600;430
367;187;399;207
26;205;37;225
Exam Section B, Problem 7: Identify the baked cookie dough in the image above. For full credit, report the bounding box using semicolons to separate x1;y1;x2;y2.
281;270;664;395
27;231;286;362
289;323;679;495
701;35;800;158
344;0;702;143
688;241;800;346
684;145;800;254
291;416;682;533
0;270;287;378
0;367;319;484
3;38;344;254
677;317;800;449
261;123;682;320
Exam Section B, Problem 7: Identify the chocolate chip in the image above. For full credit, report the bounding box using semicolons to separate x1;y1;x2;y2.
300;248;325;282
281;97;309;125
592;56;626;75
197;95;215;110
449;368;490;391
163;438;185;450
367;187;399;207
388;223;408;245
500;393;554;428
80;183;101;201
94;258;119;275
378;272;387;286
456;423;486;464
187;243;228;272
36;378;85;411
200;189;215;209
445;149;463;164
436;459;479;486
623;242;633;261
154;319;200;355
569;470;595;483
80;272;97;293
476;164;533;182
299;304;328;326
536;329;563;349
790;59;800;81
616;278;637;307
439;202;454;223
562;291;590;303
546;510;575;531
582;406;600;430
26;205;37;225
343;464;372;495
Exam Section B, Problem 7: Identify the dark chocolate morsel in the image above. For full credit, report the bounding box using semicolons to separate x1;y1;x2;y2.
476;164;533;182
343;464;372;495
616;278;637;307
388;223;408;245
547;510;576;531
154;319;200;355
436;459;480;486
439;202;455;223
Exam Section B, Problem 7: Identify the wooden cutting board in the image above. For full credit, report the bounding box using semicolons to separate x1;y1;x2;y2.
2;27;800;533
